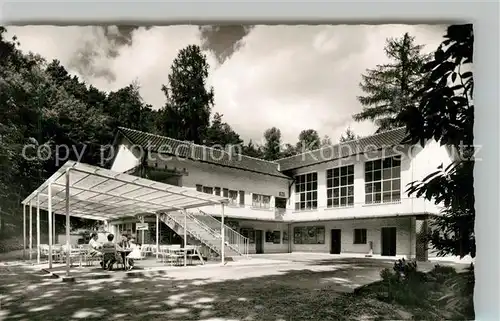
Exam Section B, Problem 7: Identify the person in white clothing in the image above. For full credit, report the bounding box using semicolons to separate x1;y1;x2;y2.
126;237;141;270
88;233;104;268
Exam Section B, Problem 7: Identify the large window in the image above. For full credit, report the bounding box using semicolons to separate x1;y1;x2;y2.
365;156;401;204
326;165;354;208
294;172;318;210
353;229;367;244
293;226;325;244
252;193;271;209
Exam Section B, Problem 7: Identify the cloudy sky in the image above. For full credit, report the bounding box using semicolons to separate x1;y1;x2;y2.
5;24;446;144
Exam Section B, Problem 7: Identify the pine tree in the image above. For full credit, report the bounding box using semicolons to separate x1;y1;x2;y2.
353;33;430;132
157;45;214;143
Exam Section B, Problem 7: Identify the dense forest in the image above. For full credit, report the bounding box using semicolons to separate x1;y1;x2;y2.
0;24;476;260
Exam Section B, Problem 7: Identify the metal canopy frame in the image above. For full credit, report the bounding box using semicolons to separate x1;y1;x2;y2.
21;160;228;276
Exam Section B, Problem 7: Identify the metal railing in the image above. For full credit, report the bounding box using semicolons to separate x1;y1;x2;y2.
160;212;220;254
195;210;249;257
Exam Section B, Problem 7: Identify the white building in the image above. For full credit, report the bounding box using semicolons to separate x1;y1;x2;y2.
108;127;452;261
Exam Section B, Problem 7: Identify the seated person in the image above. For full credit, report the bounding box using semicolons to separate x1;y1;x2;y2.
126;237;142;270
101;233;123;271
88;232;104;268
118;233;134;270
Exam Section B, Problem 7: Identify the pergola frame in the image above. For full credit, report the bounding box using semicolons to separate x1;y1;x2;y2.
21;161;228;276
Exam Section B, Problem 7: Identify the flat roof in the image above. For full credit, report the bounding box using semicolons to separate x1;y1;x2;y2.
21;161;228;221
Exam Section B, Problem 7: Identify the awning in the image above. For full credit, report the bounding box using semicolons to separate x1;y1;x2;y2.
21;160;229;221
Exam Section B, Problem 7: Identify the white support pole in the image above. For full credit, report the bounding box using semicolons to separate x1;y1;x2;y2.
183;210;187;267
36;193;40;264
221;203;225;265
51;214;55;245
155;213;159;261
48;183;53;269
23;204;26;260
29;199;33;261
65;169;71;276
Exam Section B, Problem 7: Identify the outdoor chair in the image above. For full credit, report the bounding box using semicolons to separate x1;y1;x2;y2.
140;244;152;257
81;244;103;266
166;247;183;266
186;245;202;265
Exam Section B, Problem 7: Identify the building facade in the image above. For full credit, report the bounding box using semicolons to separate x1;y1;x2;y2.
107;127;452;260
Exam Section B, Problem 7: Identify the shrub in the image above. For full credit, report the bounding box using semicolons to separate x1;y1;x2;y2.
377;259;430;306
429;264;457;283
0;236;24;253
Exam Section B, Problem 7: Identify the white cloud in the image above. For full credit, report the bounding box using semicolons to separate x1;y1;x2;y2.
5;24;446;145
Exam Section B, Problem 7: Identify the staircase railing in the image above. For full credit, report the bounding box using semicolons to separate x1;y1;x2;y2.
160;212;220;254
196;210;249;256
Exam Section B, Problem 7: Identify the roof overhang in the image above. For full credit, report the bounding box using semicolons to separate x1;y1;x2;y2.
21;161;229;221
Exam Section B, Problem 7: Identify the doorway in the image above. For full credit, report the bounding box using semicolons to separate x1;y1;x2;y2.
381;227;397;256
255;230;264;254
330;229;341;254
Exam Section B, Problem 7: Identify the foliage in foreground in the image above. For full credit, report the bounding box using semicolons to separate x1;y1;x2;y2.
400;24;475;258
356;260;475;320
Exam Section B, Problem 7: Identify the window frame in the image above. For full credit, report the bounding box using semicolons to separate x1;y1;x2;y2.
294;172;318;211
326;164;355;208
202;186;213;195
353;228;367;244
364;156;401;204
252;193;271;209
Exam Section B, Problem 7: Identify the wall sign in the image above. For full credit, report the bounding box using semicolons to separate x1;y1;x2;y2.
278;192;285;197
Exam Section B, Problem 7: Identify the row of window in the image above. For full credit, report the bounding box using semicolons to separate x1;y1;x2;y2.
292;226;368;244
294;157;402;211
196;184;272;209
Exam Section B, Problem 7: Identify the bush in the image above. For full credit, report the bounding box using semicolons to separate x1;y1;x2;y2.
429;264;457;283
0;236;24;253
377;259;430;306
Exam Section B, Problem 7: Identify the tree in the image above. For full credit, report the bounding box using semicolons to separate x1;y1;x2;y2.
280;144;297;158
157;45;214;143
320;135;332;147
105;83;155;132
204;112;243;148
353;33;430;132
242;140;264;159
262;127;282;161
296;129;320;152
399;24;474;258
339;127;360;143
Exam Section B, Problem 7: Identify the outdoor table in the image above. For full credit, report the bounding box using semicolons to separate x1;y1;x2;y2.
117;248;132;270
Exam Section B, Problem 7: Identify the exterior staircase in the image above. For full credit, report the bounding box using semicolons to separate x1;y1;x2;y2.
160;210;249;260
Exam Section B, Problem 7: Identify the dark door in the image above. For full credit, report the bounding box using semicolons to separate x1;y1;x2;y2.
330;229;341;254
255;230;264;254
381;227;397;256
